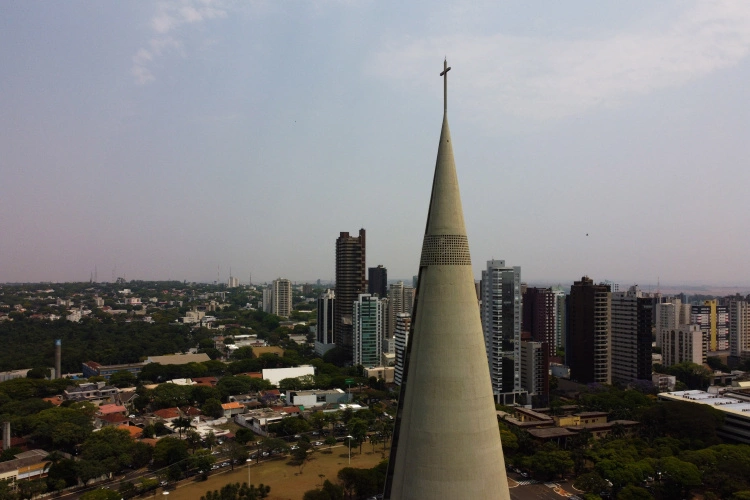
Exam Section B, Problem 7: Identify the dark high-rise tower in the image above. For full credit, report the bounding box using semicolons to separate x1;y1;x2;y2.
368;265;388;298
567;276;611;384
610;286;653;384
522;287;555;357
384;60;509;500
335;229;366;361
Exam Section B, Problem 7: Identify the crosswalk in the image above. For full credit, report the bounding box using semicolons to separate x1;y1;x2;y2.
514;479;539;486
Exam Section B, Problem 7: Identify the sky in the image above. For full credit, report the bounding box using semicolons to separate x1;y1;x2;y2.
2;1;750;288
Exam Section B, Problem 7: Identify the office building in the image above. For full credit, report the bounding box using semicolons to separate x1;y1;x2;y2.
610;286;653;384
352;294;386;368
481;260;522;403
368;265;388;297
567;276;611;384
335;229;367;362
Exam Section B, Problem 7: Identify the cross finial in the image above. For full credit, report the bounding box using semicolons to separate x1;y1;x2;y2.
439;58;451;112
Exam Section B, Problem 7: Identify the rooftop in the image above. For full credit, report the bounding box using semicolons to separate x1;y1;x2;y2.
659;390;750;417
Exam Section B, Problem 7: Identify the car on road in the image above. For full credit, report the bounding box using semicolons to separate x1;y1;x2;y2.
313;441;323;446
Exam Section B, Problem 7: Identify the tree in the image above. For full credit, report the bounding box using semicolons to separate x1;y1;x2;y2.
324;435;337;451
530;447;574;480
291;440;313;474
268;416;310;437
79;489;121;500
79;427;143;478
616;485;653;500
152;437;189;468
575;472;609;495
186;429;203;453
225;440;248;470
202;398;224;418
347;418;368;454
235;428;256;445
659;456;702;500
108;370;137;388
303;480;345;500
204;430;218;450
173;416;194;438
26;367;50;379
191;449;216;480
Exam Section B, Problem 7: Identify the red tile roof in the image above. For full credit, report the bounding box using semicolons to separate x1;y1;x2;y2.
153;408;180;419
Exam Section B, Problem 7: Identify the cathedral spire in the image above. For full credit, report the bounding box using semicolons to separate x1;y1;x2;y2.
383;62;510;499
440;58;451;113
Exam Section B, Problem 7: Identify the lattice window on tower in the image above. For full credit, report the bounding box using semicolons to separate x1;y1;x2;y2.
420;234;472;266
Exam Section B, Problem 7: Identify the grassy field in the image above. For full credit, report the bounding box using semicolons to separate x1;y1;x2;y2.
166;444;388;500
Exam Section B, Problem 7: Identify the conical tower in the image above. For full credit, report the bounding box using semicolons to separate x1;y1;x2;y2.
384;60;510;500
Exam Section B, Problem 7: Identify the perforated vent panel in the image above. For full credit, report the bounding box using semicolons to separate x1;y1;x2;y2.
419;234;471;266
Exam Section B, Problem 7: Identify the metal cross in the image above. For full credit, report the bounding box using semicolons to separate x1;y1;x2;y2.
440;58;451;112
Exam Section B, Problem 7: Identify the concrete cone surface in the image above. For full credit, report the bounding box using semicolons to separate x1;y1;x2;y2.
385;115;510;499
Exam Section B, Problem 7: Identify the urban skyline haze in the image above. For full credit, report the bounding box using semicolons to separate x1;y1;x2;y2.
2;1;750;287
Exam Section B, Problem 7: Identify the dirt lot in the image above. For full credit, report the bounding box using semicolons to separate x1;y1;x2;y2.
165;444;387;500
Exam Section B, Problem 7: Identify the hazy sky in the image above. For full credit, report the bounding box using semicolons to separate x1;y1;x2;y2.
2;1;750;287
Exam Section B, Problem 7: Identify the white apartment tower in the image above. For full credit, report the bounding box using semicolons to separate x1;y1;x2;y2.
387;281;415;338
394;313;411;386
271;278;292;318
481;260;522;403
315;289;336;356
659;325;705;367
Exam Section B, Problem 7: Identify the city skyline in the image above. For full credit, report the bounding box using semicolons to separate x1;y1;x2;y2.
3;1;750;286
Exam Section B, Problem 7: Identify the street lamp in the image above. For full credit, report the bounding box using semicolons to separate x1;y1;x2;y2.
347;435;354;465
246;458;253;487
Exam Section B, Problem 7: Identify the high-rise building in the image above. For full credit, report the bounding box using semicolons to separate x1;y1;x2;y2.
271;278;292;318
228;276;239;288
315;289;336;356
352;294;385;368
567;276;611;384
610;286;653;384
385;61;509;499
394;313;411;386
730;300;750;359
660;325;704;366
655;299;690;348
481;260;522;403
522;287;555;358
262;285;272;314
335;229;367;361
520;340;549;398
387;281;415;338
368;265;388;298
552;288;566;353
691;300;729;352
